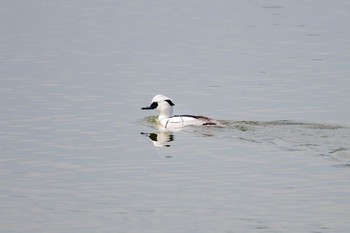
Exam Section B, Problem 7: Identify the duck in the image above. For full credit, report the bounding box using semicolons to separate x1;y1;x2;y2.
142;94;220;129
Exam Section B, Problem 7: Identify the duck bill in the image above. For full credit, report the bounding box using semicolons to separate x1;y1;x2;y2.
141;102;158;110
141;106;153;110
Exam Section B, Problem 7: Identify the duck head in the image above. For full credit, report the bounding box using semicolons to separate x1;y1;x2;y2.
142;94;175;120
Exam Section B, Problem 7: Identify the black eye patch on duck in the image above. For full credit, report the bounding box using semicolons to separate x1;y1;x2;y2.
149;102;158;109
165;99;175;106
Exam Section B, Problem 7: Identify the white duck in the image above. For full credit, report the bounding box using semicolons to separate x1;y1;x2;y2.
142;94;220;129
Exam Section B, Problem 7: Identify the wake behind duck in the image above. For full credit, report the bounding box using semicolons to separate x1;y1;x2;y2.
142;94;221;130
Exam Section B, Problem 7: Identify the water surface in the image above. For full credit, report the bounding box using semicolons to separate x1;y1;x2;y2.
1;0;350;233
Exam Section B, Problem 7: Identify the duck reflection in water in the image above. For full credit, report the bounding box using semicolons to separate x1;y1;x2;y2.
141;132;175;147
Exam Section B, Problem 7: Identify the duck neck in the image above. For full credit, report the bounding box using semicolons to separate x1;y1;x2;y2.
158;108;173;121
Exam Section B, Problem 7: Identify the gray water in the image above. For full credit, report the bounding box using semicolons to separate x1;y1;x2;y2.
1;1;350;232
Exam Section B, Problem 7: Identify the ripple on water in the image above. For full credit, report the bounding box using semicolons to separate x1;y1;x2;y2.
142;117;350;165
